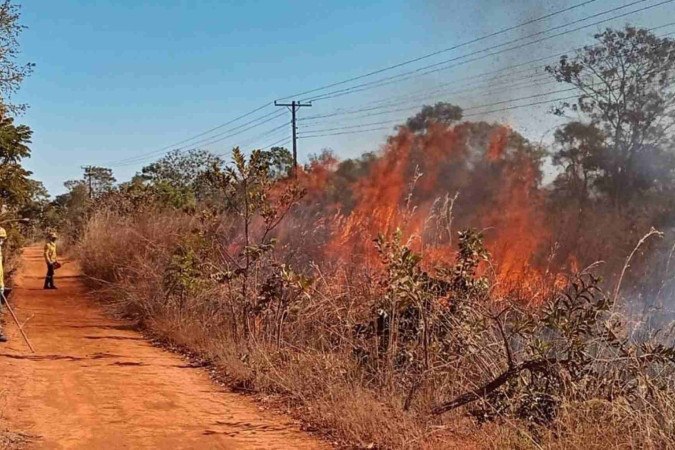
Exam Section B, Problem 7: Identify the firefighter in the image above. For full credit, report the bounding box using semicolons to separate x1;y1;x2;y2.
44;231;58;290
0;227;7;342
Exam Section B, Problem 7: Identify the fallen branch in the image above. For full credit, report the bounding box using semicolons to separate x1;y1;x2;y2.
431;358;555;415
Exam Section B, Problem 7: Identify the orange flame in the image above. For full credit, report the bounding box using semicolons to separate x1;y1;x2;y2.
291;121;569;301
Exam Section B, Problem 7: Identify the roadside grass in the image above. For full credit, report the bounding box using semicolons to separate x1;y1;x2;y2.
77;210;675;449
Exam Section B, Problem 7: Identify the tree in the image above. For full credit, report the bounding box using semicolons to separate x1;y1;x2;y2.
82;166;116;197
205;147;305;336
260;146;293;179
64;166;116;200
547;27;675;205
0;1;33;114
404;102;463;133
139;149;225;207
50;181;90;239
16;179;55;230
551;121;606;203
0;1;38;229
0;113;35;208
141;149;223;188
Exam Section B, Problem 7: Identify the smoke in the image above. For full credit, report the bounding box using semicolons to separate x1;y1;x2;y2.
285;120;570;301
408;0;572;144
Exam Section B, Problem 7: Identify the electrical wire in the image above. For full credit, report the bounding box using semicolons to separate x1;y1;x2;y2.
104;102;273;166
232;121;290;149
304;119;407;133
301;73;559;126
300;87;579;136
111;110;286;167
299;22;675;126
302;70;675;136
302;0;673;103
300;94;580;139
276;0;600;101
261;136;292;150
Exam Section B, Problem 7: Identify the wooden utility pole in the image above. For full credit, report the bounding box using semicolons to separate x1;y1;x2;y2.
274;100;312;177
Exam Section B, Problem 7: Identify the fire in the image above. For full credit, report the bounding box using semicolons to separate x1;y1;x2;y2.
326;130;415;263
293;120;569;301
486;126;509;161
478;127;552;299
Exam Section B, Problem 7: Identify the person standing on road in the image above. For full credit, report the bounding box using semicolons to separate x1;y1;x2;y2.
0;227;8;342
44;231;58;290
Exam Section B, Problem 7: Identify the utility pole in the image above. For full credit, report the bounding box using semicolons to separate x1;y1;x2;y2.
274;100;312;177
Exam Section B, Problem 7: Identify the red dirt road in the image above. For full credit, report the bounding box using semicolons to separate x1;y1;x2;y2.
0;246;327;449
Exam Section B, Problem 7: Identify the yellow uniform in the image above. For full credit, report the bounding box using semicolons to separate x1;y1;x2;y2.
0;244;4;291
0;228;6;340
44;238;58;289
44;241;57;264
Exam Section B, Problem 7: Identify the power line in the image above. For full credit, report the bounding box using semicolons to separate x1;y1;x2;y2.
305;0;665;102
104;102;273;166
299;22;670;126
109;108;283;166
276;0;600;101
299;22;675;126
301;74;559;125
235;121;290;149
300;72;675;139
301;126;394;139
181;111;286;149
299;62;561;122
304;119;406;133
119;26;563;167
261;136;292;150
304;52;570;117
301;87;579;136
299;94;581;139
302;0;672;103
111;110;287;167
218;136;292;159
362;70;553;109
465;94;580;117
302;85;570;125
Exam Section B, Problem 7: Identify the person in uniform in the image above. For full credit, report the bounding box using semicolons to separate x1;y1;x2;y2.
0;227;7;342
44;231;58;290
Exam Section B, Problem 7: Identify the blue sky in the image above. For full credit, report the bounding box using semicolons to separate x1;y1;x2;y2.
12;0;672;195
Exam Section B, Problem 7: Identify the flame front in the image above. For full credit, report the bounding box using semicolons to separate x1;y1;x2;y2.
290;121;570;301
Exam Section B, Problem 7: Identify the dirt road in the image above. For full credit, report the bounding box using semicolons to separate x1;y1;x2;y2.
0;246;327;449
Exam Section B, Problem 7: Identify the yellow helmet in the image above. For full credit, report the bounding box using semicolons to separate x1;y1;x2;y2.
0;227;6;239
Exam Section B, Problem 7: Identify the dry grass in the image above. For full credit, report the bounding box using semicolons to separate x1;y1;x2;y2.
76;210;675;449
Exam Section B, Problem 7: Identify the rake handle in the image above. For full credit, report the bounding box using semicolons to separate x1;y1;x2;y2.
1;291;35;353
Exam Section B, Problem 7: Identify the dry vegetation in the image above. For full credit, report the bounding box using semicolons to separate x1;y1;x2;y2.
75;201;675;448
